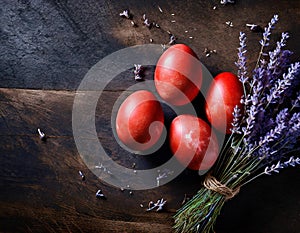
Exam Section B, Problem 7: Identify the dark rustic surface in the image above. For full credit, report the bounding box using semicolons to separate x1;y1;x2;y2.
1;0;300;233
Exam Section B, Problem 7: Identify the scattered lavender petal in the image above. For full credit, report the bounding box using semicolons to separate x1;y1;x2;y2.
119;10;131;19
146;198;167;212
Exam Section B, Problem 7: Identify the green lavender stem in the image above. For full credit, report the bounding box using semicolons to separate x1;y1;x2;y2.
173;151;263;233
174;189;225;233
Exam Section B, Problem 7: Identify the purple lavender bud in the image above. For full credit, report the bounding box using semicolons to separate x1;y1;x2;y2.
267;62;300;104
279;50;293;69
291;91;300;109
275;108;289;125
257;15;279;68
264;157;300;175
289;112;300;133
267;32;289;78
231;105;243;134
260;15;279;47
258;115;287;158
235;32;248;84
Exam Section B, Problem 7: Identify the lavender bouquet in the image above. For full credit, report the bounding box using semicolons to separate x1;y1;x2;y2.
174;15;300;233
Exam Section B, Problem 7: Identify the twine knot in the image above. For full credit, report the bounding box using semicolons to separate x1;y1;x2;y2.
203;174;240;200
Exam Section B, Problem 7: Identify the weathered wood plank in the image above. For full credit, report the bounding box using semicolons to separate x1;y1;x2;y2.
0;87;299;233
0;88;200;232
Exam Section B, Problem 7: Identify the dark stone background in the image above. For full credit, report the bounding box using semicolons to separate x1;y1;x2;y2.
1;0;299;90
0;0;299;232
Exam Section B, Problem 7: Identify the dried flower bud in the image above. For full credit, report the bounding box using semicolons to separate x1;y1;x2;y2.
37;128;46;141
96;190;106;199
119;10;131;19
78;170;86;181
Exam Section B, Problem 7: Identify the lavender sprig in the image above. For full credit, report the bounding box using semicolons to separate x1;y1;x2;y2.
266;62;300;106
267;32;289;78
284;112;300;147
256;14;279;68
291;91;300;110
241;75;264;148
268;32;289;65
146;198;167;212
241;156;300;187
257;110;288;160
235;32;248;85
264;156;300;175
230;105;242;135
259;14;279;47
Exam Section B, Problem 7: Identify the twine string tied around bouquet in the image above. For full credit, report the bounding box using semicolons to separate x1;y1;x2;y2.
203;174;240;200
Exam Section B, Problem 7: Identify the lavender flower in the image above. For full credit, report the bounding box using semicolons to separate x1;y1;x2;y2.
259;14;279;48
142;14;152;28
261;33;290;91
275;108;289;124
120;10;131;19
37;128;46;141
246;24;263;32
146;198;167;212
242;104;257;137
220;0;235;4
256;15;279;68
78;170;86;181
264;157;300;175
235;32;248;84
291;91;300;109
286;112;300;138
241;71;264;146
258;109;288;158
96;189;106;199
268;32;289;71
266;62;300;105
95;163;113;175
143;18;151;28
230;105;242;135
156;169;174;187
169;34;176;45
278;50;293;70
133;64;144;80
